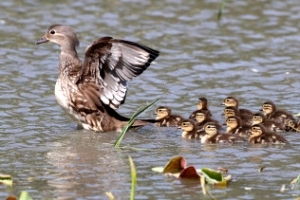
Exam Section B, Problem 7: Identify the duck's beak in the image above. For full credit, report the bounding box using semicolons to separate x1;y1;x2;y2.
35;36;49;45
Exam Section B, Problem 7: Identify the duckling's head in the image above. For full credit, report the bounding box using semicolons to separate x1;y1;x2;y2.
203;122;218;137
197;97;208;110
226;116;241;129
261;101;276;114
36;24;80;50
195;110;209;123
155;106;171;120
222;96;238;107
251;124;265;137
286;119;296;128
252;112;265;125
180;120;195;132
223;106;239;119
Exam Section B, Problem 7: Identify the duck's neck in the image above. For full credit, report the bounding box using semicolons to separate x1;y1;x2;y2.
59;49;82;83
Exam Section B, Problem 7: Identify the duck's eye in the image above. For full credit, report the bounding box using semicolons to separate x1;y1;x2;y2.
50;30;56;34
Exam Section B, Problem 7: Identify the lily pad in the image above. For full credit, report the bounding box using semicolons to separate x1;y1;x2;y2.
0;174;12;187
162;156;186;173
179;166;201;179
201;168;231;186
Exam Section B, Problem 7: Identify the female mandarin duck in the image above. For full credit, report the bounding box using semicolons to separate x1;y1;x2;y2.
36;24;159;132
179;119;205;139
249;124;289;144
225;116;251;139
201;122;245;144
154;106;184;127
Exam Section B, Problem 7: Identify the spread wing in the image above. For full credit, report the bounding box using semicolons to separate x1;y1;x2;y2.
83;37;159;109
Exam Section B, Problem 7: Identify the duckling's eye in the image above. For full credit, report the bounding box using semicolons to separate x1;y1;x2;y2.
50;30;56;34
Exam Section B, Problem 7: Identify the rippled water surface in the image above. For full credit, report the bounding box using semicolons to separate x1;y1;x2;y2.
1;0;300;199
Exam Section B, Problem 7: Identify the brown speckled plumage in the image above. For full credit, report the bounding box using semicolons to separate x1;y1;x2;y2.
36;24;159;132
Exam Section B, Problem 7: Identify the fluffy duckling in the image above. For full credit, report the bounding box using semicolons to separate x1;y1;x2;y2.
222;96;253;124
201;122;245;144
252;112;284;132
249;124;289;144
261;101;295;127
180;119;205;139
225;116;251;139
155;106;184;127
197;97;211;115
286;119;300;132
223;106;252;126
189;110;222;129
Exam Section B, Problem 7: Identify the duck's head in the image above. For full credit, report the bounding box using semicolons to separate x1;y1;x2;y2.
197;97;208;110
223;106;239;119
226;116;241;129
252;112;265;125
36;24;80;50
194;110;210;123
286;119;296;128
155;106;171;120
222;96;238;107
261;101;276;114
251;124;264;137
180;120;195;132
203;122;218;137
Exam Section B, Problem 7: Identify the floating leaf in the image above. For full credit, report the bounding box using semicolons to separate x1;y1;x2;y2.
0;174;12;187
163;156;186;173
201;168;230;186
258;166;265;173
179;166;201;179
151;167;165;173
5;196;17;200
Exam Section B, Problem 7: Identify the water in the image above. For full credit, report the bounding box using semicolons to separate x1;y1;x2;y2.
1;0;300;199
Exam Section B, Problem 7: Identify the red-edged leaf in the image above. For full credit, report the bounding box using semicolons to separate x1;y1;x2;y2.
179;166;201;179
163;156;187;173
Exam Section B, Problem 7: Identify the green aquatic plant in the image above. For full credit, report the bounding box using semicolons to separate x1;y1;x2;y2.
129;156;136;200
114;99;159;147
217;0;227;20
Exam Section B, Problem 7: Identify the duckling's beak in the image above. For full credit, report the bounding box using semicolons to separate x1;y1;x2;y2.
259;109;263;111
221;103;225;106
36;36;49;45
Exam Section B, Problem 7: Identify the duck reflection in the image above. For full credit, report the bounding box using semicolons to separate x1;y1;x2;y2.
46;130;130;199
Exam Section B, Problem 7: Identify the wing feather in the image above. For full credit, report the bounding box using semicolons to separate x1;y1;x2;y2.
83;37;159;109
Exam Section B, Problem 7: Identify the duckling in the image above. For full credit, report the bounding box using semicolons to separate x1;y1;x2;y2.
252;112;284;132
249;124;289;144
223;106;252;126
180;119;205;139
201;122;245;144
222;96;253;124
189;110;222;129
225;116;251;139
286;118;300;132
155;106;184;127
261;101;295;127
